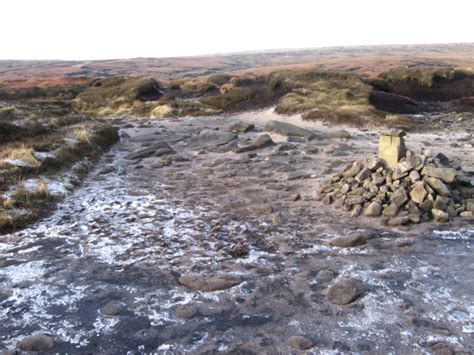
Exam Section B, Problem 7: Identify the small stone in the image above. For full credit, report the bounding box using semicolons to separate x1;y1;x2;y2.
326;279;362;305
409;170;420;182
466;199;474;212
100;300;126;316
426;177;451;197
382;203;399;217
355;167;371;183
432;209;449;223
345;196;366;205
364;202;382;217
288;335;314;350
343;162;363;178
409;182;428;204
350;205;363;217
18;335;55;351
229;121;254;133
366;158;383;171
388;216;410;226
391;188;408;207
322;195;333;205
460;211;474;219
433;196;450;211
419;199;434;212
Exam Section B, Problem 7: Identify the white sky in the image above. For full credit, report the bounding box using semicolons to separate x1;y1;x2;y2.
1;0;473;60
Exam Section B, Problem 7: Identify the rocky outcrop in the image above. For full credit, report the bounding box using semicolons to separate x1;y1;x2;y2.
317;150;474;224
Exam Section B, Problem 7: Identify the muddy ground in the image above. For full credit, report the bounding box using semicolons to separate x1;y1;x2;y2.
0;109;473;354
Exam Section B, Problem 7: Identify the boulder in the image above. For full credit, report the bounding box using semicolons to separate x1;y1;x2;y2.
421;165;456;183
186;129;237;149
264;120;315;140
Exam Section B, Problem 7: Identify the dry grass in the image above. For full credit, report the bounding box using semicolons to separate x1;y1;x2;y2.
74;129;91;144
0;147;41;167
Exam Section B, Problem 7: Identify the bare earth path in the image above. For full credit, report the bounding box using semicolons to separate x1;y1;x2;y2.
1;109;473;353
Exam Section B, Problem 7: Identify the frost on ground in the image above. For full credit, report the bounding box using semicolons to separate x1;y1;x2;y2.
0;114;473;353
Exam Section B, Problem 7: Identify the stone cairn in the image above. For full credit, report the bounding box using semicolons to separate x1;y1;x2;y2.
316;130;474;225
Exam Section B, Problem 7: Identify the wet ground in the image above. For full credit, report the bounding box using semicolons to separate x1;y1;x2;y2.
1;109;473;353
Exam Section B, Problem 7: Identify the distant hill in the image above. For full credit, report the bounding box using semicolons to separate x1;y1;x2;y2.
1;43;473;90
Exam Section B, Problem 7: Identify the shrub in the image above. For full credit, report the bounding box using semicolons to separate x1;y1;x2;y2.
207;74;232;86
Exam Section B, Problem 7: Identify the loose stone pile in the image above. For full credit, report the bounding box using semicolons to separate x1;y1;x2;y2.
317;149;474;225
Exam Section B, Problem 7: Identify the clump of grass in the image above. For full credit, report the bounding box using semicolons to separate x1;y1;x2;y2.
203;87;255;110
2;147;41;168
207;74;232;86
2;197;13;209
379;67;463;87
74;129;91;144
151;105;174;118
37;180;49;197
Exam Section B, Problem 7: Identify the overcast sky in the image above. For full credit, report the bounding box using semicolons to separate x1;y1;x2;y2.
1;0;473;60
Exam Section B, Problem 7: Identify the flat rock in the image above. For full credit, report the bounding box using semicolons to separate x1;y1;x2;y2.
421;165;456;183
329;233;367;247
18;335;55;351
326;279;363;305
234;134;274;153
264;120;315;140
229;121;254;133
178;273;243;292
185;129;237;149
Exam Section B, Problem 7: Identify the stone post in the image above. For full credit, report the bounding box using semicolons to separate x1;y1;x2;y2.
378;130;406;170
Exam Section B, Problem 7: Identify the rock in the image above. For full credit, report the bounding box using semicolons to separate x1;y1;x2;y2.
124;147;156;160
466;199;474;212
327;130;351;139
409;170;420;182
355;167;371;183
366;158;383;171
460;211;474;219
178;273;243;292
432;209;449;223
433;196;450;211
419;199;434;212
434;152;450;166
382;203;398;217
388;216;410;226
287;335;314;350
186;129;237;149
234;134;274;153
343;161;363;178
100;300;125;316
364;202;382;217
326;279;362;305
391;188;408;207
18;335;54;351
264;120;315;140
426;177;451;197
329;233;367;247
421;165;456;183
378;132;406;170
351;205;363;217
407;154;425;171
345;196;366;205
175;305;198;319
322;195;333;205
410;182;428;204
461;164;474;174
229;121;254;133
